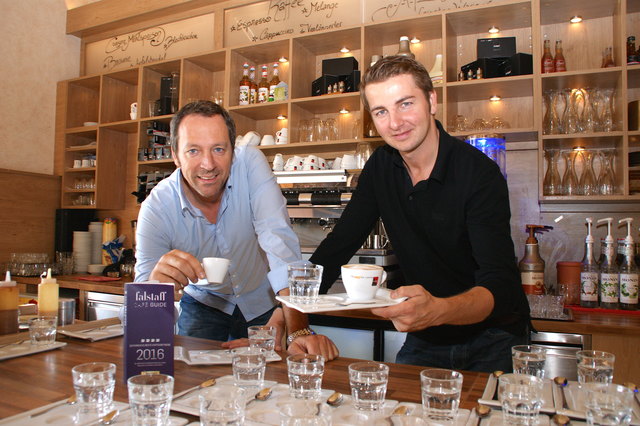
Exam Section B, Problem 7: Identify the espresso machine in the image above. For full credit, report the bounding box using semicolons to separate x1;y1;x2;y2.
278;170;403;292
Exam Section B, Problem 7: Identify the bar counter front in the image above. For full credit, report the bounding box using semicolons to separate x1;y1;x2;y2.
0;333;488;421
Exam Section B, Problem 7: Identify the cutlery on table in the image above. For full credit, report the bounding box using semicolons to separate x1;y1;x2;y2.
475;402;492;426
30;395;77;418
326;391;343;407
552;414;571;425
173;378;216;401
491;370;504;400
246;387;273;408
553;376;569;410
99;409;119;425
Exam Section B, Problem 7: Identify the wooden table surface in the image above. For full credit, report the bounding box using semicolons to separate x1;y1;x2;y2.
0;333;489;420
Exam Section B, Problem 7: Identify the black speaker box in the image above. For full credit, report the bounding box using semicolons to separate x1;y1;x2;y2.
322;57;359;76
55;209;96;252
340;70;361;93
311;74;339;96
461;58;506;79
503;53;533;76
477;37;516;59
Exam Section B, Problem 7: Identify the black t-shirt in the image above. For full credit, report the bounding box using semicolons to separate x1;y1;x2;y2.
310;121;530;344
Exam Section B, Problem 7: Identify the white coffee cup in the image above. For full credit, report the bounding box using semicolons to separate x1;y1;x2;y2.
276;128;288;144
332;157;342;170
302;163;317;171
202;257;230;284
242;131;261;147
261;135;275;146
303;155;318;166
284;156;303;171
342;154;357;169
317;157;327;169
81;159;92;168
272;153;284;171
341;264;387;301
130;102;138;120
73;159;82;168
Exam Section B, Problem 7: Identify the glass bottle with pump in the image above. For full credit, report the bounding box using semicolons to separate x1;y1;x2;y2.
519;225;552;295
554;40;566;72
542;40;554;73
0;272;19;335
580;218;599;308
38;268;59;317
257;65;269;103
618;218;639;310
397;36;415;59
239;62;251;106
597;218;619;309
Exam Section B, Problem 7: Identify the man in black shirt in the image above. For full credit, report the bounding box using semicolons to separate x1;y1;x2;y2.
310;56;529;372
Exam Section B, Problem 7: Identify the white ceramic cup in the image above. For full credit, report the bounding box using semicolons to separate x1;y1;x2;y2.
276;128;288;144
73;159;82;168
341;264;387;301
342;154;357;169
81;159;92;168
303;155;318;165
243;131;261;146
331;157;342;170
284;156;303;171
273;153;285;171
130;102;138;120
261;134;275;146
302;164;317;171
317;157;327;169
202;257;230;284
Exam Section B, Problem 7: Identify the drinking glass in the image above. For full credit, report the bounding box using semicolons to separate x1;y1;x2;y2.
287;353;325;400
248;325;276;356
29;316;57;345
324;118;338;140
470;118;488;131
287;262;323;304
309;118;324;142
351;118;361;140
72;362;116;421
355;142;373;169
561;150;580;195
231;347;266;388
453;115;468;132
199;385;246;425
543;149;563;195
279;399;332;426
127;374;174;426
584;383;633;426
576;350;615;384
498;373;544;426
598;149;616;195
579;149;598;196
420;369;463;422
348;362;389;411
511;345;546;378
298;119;311;142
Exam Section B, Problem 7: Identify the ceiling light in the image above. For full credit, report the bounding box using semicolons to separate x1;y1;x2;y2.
570;15;583;23
277;114;287;120
410;37;420;44
278;56;288;63
340;47;350;53
339;108;349;114
488;26;500;34
489;95;501;102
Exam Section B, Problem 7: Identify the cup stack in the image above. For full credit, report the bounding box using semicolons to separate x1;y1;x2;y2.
73;231;92;273
88;221;103;265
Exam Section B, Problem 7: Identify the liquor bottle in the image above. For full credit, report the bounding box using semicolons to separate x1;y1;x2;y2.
269;63;280;102
627;36;638;65
257;65;269;103
618;218;639;310
580;218;599;308
597;218;619;309
397;36;415;59
553;40;566;72
542;40;554;73
239;62;251;106
249;65;257;104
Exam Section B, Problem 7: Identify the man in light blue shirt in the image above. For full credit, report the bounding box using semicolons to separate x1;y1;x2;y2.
135;101;338;359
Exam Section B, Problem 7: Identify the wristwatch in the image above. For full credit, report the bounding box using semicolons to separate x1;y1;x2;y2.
286;327;316;345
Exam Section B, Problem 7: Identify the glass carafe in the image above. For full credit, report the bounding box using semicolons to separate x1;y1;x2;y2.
543;90;562;135
561;150;579;195
563;89;580;134
578;149;598;195
543;149;562;195
599;88;615;132
598;149;616;195
580;88;597;133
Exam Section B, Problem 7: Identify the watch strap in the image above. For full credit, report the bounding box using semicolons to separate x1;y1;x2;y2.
286;327;316;345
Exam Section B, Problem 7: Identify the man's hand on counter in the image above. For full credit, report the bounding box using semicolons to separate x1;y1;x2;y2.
288;334;339;360
149;249;205;291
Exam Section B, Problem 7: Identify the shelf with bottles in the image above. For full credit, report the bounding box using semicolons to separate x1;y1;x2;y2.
182;50;226;107
65;76;101;129
290;27;361;100
540;0;621;73
444;1;532;83
100;68;139;124
362;15;441;80
229;39;290;107
141;59;181;119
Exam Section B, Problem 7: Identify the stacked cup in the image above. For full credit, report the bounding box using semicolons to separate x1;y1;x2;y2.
72;231;92;273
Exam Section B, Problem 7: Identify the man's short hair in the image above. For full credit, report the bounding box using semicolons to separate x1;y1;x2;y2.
359;55;435;111
170;100;237;154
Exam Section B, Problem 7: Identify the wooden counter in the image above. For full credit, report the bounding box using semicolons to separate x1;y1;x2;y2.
0;333;488;420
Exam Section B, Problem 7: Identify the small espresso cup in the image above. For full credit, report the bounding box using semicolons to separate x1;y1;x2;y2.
202;257;230;284
276;128;288;144
272;153;285;171
284;156;303;171
341;264;387;301
260;135;275;146
243;131;261;147
303;155;318;166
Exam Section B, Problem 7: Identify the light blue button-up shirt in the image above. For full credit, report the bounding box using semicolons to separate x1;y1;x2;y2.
135;146;301;321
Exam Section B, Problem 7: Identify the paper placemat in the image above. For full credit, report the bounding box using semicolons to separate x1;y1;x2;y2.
0;340;66;362
0;400;128;425
276;288;407;314
478;374;556;414
174;347;282;365
59;323;124;341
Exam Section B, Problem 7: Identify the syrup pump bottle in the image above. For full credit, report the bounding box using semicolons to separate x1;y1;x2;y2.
597;218;619;309
0;271;19;335
38;268;59;317
618;218;639;310
519;225;552;295
580;218;599;308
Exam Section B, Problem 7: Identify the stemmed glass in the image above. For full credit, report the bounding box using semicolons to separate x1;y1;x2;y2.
561;150;579;195
543;149;562;195
598;149;616;195
578;149;598;196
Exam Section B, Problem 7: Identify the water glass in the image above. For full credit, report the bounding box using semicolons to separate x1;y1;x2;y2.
248;325;276;356
232;347;266;388
29;316;57;345
71;362;116;420
584;383;633;426
199;384;246;426
498;373;544;426
287;354;325;400
420;368;463;422
348;362;389;411
127;374;174;426
512;345;547;378
279;398;332;425
577;350;615;384
287;262;323;304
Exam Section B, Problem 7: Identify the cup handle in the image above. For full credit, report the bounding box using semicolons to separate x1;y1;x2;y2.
378;271;387;287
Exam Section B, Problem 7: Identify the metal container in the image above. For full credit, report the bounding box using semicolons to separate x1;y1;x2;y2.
58;298;76;326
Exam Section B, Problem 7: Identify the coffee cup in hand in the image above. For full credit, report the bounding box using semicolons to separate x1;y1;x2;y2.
202;257;230;284
341;264;387;301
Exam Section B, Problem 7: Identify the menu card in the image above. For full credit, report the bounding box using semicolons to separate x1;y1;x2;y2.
123;283;175;380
